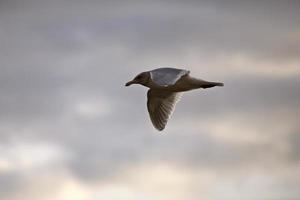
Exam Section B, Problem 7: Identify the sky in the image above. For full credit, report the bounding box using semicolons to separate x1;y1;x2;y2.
0;0;300;199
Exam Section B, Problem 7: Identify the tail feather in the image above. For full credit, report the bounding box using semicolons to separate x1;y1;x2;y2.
202;81;224;88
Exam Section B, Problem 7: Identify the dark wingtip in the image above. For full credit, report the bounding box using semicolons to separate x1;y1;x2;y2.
154;124;165;132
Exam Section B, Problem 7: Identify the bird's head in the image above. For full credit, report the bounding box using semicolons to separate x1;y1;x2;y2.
125;72;150;87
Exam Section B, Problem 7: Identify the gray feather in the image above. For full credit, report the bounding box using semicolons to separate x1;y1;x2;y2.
147;89;182;131
150;68;189;86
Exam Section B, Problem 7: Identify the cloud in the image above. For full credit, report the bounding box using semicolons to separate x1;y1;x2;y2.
0;0;300;199
0;140;71;173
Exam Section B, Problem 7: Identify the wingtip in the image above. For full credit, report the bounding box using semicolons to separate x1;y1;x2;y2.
157;127;165;132
153;125;165;132
153;123;166;132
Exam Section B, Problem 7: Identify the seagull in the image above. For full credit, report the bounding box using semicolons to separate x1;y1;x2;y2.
125;67;223;131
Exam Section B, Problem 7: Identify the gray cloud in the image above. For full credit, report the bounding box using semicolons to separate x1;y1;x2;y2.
0;0;300;199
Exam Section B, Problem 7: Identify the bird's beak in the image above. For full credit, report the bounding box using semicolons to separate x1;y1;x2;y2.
125;80;136;86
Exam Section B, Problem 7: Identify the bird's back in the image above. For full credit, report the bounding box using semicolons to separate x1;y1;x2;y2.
149;68;190;87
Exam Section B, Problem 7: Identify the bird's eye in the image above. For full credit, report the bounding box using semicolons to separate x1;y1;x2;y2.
136;75;142;79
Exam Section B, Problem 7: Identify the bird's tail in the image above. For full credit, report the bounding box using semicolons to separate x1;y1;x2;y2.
201;81;224;88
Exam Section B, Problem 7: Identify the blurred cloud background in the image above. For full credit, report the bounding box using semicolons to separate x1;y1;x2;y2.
0;0;300;199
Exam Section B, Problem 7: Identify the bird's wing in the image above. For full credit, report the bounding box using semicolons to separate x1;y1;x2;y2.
150;68;189;86
147;89;182;131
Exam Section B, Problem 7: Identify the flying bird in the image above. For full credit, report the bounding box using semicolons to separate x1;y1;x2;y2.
125;68;223;131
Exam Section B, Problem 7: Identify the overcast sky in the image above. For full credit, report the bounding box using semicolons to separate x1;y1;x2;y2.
0;0;300;199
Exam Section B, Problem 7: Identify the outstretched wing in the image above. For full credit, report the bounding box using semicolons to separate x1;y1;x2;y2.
147;89;182;131
150;68;189;86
